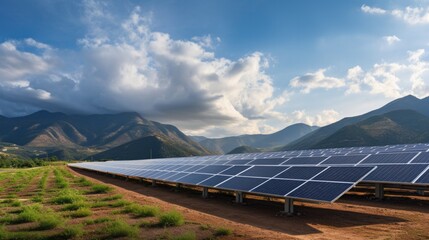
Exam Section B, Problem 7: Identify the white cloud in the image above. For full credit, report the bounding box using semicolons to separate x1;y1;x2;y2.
292;109;340;127
0;1;289;137
361;4;387;15
362;4;429;25
290;68;345;93
346;65;364;94
384;35;401;45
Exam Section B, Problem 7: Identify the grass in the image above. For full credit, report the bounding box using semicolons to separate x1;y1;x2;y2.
101;194;123;201
70;207;92;218
101;219;139;238
60;224;84;239
90;184;113;194
214;227;233;236
14;204;43;223
52;189;84;204
123;203;160;217
109;199;131;208
62;201;89;211
83;217;112;225
36;212;64;230
158;211;185;227
77;177;93;187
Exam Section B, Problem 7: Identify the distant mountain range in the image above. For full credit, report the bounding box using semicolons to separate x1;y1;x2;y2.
0;111;210;159
282;95;429;150
1;94;429;160
194;123;318;154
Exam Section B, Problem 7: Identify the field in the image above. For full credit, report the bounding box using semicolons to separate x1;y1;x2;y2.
0;165;234;239
1;165;429;240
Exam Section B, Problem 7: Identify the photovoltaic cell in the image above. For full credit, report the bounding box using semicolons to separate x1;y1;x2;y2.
321;155;366;165
411;152;429;163
227;159;254;165
198;175;232;187
415;168;429;184
313;166;374;182
363;164;427;183
251;179;304;196
195;165;231;174
239;166;289;178
360;152;417;164
283;156;327;165
176;173;212;185
220;166;251;175
287;181;353;202
217;177;268;191
248;158;288;165
276;166;326;180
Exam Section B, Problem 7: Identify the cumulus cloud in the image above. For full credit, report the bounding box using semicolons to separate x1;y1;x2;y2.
362;4;429;25
361;5;386;15
0;1;289;137
289;68;345;93
384;35;401;45
292;109;340;127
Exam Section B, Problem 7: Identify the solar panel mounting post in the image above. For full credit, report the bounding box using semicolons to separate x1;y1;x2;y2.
375;183;384;199
235;191;244;203
202;187;209;198
284;198;294;215
152;180;156;187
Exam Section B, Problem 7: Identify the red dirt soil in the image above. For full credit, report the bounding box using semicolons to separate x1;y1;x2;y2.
69;167;429;240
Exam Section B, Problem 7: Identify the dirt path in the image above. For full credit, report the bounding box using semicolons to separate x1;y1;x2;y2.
69;167;429;240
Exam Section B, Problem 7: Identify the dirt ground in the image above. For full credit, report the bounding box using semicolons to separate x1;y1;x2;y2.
69;167;429;240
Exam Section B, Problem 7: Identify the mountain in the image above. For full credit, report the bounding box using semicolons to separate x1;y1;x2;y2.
313;110;429;148
189;136;209;143
90;135;204;160
200;123;318;154
227;145;262;154
0;111;211;159
283;95;429;150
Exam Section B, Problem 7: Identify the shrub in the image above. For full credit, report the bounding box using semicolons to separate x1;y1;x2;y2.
158;211;184;227
31;196;43;203
90;184;113;194
10;200;22;207
84;217;112;225
102;219;138;238
77;177;93;187
214;227;233;236
60;224;84;239
52;189;84;204
70;208;92;218
123;203;159;218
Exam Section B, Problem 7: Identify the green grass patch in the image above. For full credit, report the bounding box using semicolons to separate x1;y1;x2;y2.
102;219;138;238
89;184;113;194
214;227;233;236
76;177;93;187
109;199;131;208
36;212;64;230
62;201;89;211
122;203;159;217
84;217;112;225
158;211;185;227
31;196;43;203
10;200;22;207
59;224;84;239
52;189;84;204
14;204;43;223
101;194;123;201
70;207;92;218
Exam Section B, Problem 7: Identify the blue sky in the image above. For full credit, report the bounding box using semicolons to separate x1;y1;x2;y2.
0;0;429;137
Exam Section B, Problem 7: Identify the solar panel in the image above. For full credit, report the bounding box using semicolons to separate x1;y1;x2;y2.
287;181;353;202
239;166;289;178
251;179;304;196
321;155;366;165
414;168;429;184
411;152;429;163
216;177;268;192
220;166;250;175
176;173;212;185
363;164;428;183
360;152;417;164
198;175;232;187
283;156;327;165
248;158;288;165
195;165;231;174
276;166;326;180
313;166;374;182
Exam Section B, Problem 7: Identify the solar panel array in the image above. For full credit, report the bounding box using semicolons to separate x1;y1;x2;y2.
69;143;429;203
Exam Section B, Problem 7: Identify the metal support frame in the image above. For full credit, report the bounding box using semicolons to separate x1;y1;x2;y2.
375;183;384;199
417;189;425;196
284;198;294;214
235;191;244;203
151;180;156;186
202;187;209;198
